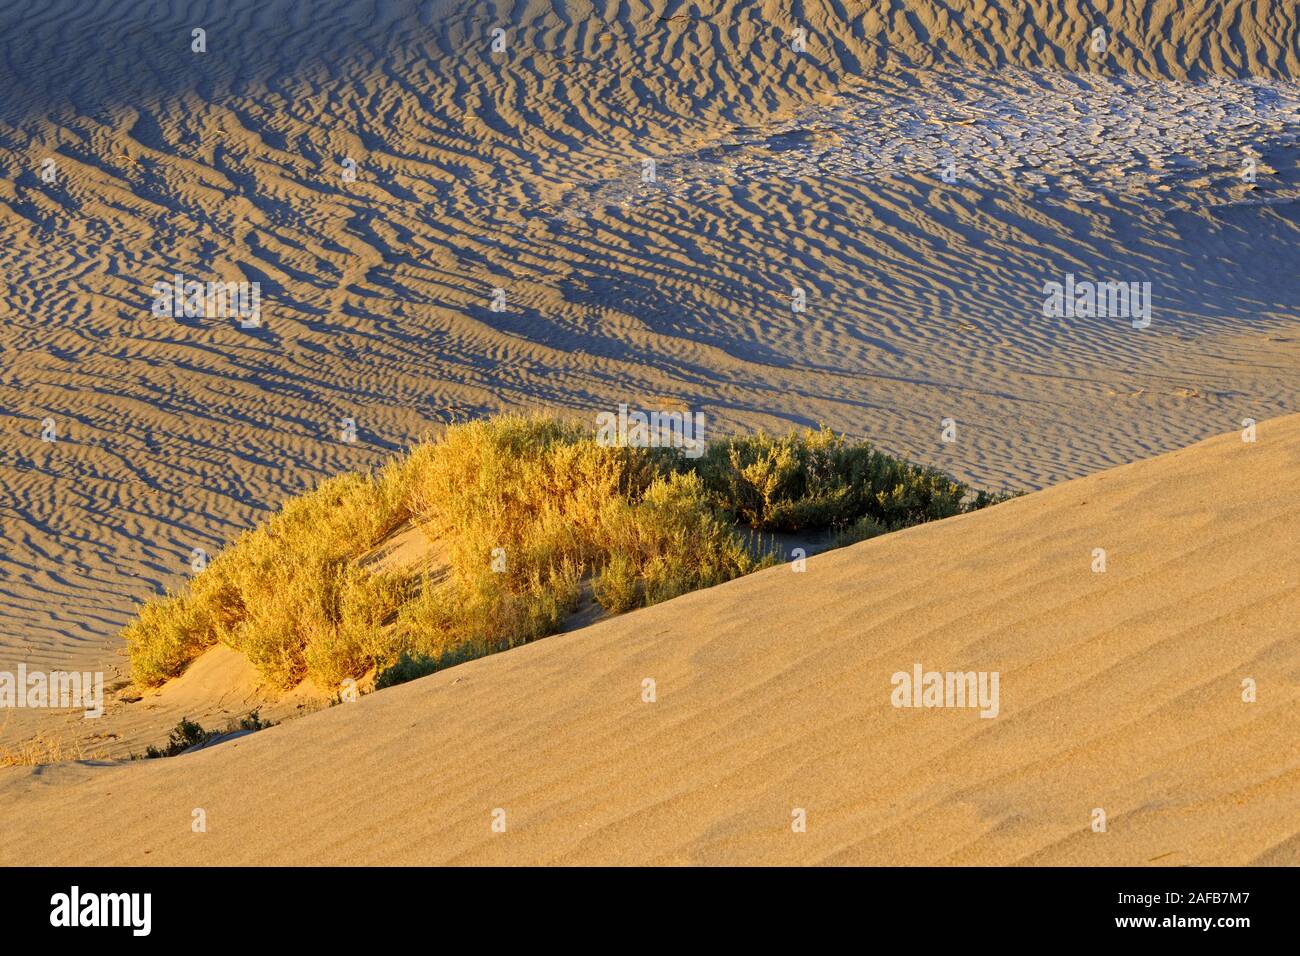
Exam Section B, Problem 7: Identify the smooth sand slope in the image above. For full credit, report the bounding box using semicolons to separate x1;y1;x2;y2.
3;416;1296;866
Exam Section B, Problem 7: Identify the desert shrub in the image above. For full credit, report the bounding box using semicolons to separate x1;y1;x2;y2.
123;594;219;688
393;575;458;653
140;710;273;759
606;471;774;606
302;567;408;688
375;650;442;690
594;552;639;612
125;413;1008;696
126;467;410;689
142;717;210;758
692;425;998;532
832;515;887;548
400;417;759;656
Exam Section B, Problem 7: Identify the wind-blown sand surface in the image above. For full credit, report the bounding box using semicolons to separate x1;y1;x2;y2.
2;416;1296;865
1;2;1298;757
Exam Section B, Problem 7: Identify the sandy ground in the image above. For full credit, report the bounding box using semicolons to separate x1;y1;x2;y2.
0;3;1298;768
2;415;1295;865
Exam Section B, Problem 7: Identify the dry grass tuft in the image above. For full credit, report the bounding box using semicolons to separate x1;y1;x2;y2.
0;732;100;767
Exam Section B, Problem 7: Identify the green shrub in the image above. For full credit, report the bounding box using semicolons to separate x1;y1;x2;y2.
140;710;272;759
375;651;442;690
832;515;887;548
692;425;999;532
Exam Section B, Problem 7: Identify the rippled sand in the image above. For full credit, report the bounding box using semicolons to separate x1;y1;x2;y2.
1;0;1298;754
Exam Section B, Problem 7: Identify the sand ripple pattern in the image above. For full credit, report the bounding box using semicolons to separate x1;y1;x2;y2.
0;0;1298;711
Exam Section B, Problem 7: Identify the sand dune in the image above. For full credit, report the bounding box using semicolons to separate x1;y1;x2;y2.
1;2;1298;757
2;416;1295;865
